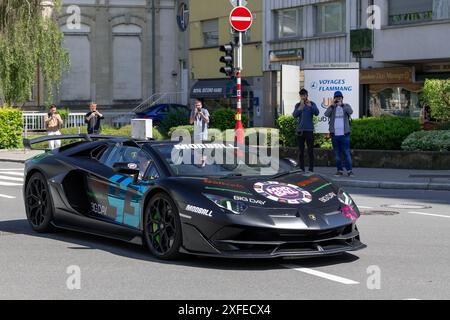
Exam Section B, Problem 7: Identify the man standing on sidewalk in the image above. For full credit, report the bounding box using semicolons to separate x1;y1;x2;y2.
44;104;63;150
85;102;104;135
293;89;320;173
325;91;354;177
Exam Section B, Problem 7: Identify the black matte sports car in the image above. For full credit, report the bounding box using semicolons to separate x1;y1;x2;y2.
23;135;366;260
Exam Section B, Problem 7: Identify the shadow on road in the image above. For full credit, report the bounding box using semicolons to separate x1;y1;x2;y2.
0;219;360;270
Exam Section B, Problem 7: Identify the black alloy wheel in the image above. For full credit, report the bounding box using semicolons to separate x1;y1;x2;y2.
25;172;54;232
144;193;182;260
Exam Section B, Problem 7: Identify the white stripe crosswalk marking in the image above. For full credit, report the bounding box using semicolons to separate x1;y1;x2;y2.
0;181;22;186
0;169;23;171
0;175;24;182
282;264;360;285
0;172;24;176
0;194;16;199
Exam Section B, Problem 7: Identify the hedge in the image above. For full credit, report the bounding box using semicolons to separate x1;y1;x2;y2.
0;107;23;149
210;108;249;131
402;130;450;152
158;108;190;137
351;116;421;150
276;115;421;150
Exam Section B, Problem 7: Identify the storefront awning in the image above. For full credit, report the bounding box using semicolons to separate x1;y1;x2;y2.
190;79;251;99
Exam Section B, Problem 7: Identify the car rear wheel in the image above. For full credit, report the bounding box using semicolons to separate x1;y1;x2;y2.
144;193;182;260
25;172;54;233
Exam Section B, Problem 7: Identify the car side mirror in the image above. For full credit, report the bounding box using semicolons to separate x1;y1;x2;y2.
112;162;140;176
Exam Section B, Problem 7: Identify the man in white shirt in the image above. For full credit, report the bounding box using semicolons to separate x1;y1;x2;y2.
324;91;354;177
190;100;210;167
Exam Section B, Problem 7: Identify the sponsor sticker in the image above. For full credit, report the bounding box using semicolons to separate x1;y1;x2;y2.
203;179;245;189
297;177;320;187
233;195;266;206
127;163;138;170
319;192;337;203
185;204;213;217
253;181;312;204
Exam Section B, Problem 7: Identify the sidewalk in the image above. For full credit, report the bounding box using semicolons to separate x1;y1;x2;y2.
0;149;449;191
0;149;44;163
315;167;450;191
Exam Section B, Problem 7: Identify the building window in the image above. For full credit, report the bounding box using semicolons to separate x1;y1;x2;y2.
276;8;303;39
316;1;345;34
389;0;434;25
369;86;422;118
202;19;219;47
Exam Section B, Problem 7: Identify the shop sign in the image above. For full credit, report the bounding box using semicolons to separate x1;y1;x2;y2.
360;67;413;85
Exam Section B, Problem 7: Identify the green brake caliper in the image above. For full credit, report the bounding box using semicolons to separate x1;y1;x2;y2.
153;210;161;244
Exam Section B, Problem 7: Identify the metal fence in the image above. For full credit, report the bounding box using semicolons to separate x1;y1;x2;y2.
22;112;135;132
22;112;86;132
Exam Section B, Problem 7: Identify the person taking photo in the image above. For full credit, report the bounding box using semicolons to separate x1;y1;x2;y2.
292;89;320;173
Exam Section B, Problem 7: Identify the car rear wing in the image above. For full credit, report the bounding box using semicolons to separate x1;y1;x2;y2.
23;134;126;150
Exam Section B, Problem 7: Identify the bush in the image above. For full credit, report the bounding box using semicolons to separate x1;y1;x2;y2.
422;79;450;122
402;130;450;152
315;134;332;149
276;115;298;147
351;116;421;150
158;108;190;137
0;107;23;149
210;108;248;131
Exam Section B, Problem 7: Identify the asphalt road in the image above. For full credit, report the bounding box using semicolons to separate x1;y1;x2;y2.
0;162;449;300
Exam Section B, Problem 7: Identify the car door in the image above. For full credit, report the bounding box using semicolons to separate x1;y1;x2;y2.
85;143;156;230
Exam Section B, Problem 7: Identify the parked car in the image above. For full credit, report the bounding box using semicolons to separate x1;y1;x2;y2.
136;104;190;126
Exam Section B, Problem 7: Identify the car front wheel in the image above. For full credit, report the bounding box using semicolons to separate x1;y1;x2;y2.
144;192;182;260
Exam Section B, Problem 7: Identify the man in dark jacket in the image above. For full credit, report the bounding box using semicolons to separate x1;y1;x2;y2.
292;89;320;172
324;91;354;177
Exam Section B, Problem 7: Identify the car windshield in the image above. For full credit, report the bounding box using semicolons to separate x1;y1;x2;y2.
152;143;292;177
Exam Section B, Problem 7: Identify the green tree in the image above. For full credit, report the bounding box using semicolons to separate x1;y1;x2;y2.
0;0;69;106
422;79;450;122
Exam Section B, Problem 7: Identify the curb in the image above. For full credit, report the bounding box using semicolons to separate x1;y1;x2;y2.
333;179;450;191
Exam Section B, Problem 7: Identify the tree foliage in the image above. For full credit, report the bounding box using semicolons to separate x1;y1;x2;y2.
422;79;450;122
0;0;69;106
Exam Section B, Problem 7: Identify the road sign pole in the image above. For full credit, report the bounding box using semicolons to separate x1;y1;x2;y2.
235;0;245;150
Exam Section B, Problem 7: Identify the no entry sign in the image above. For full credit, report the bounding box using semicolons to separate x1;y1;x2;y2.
229;6;253;32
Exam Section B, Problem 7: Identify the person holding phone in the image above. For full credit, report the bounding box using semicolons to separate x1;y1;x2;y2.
292;89;320;173
44;104;63;150
189;100;210;167
85;102;104;134
325;91;354;177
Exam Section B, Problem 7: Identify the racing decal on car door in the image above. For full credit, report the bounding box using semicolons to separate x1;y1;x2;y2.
107;174;150;228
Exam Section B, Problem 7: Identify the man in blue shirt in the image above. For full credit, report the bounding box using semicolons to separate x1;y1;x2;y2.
292;89;320;172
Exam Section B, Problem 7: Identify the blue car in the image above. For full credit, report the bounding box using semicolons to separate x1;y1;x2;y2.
136;104;190;125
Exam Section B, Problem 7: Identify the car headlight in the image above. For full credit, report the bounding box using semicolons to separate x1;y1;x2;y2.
338;189;355;206
203;194;248;215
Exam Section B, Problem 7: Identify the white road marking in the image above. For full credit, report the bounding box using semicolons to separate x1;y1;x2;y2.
282;264;360;285
0;181;22;186
0;171;23;176
358;206;373;209
409;212;450;219
0;194;15;199
0;175;24;182
0;169;23;171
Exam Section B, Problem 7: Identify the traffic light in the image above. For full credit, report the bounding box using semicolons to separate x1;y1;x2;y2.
219;43;235;77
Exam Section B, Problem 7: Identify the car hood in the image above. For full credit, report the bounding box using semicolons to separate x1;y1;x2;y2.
173;172;341;210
